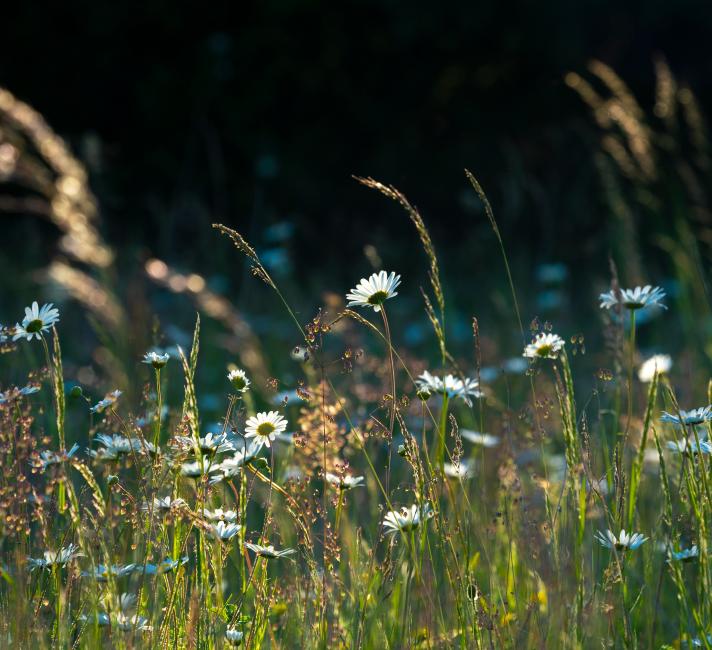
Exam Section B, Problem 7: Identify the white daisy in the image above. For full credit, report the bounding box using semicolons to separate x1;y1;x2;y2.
244;542;296;559
227;368;251;393
346;270;401;312
415;371;482;406
599;285;666;311
666;438;712;455
210;521;241;541
668;545;699;563
210;440;264;483
638;354;672;383
114;613;152;632
180;461;222;479
244;411;288;448
595;528;647;550
142;351;170;369
89;434;155;460
523;333;565;360
661;406;712;427
174;431;235;456
382;503;434;537
325;473;365;490
0;384;40;404
27;543;83;571
226;628;244;645
90;390;122;414
203;508;238;522
134;556;188;575
13;301;60;341
460;430;500;448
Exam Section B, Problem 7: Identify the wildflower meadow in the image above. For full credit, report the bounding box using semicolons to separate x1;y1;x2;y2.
2;51;712;650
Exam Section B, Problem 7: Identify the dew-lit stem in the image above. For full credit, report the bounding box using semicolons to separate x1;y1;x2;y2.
380;305;396;496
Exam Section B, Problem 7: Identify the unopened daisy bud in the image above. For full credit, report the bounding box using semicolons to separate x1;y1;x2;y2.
107;474;119;486
416;387;432;401
227;368;251;393
143;351;170;369
69;385;83;399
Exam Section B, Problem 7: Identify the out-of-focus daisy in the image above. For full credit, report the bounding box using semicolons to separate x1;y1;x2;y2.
203;508;238;522
141;496;187;513
226;628;244;645
325;473;365;490
595;528;647;551
460;430;500;447
666;437;712;455
346;271;401;312
13;301;60;341
114;613;152;632
81;563;136;581
0;384;40;404
90;390;122;414
444;460;474;480
415;371;482;406
382;503;434;537
668;545;699;563
244;542;296;559
37;443;81;469
523;333;565;360
142;351;170;369
89;434;155;461
210;521;241;541
134;556;188;575
638;354;672;383
27;544;83;571
599;285;666;311
174;431;234;456
244;411;288;448
227;368;251;393
661;406;712;427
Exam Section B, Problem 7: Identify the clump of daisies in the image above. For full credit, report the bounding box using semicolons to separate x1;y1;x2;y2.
244;411;288;448
12;301;60;341
346;270;401;312
595;528;648;551
599;285;666;311
523;332;565;360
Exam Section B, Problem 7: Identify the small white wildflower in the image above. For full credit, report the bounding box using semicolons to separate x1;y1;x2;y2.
180;461;221;478
595;528;647;550
227;368;251;393
346;270;401;312
27;543;83;571
141;496;187;513
90;390;122;414
244;542;296;559
134;556;188;575
523;333;565;360
203;508;238;522
89;434;155;461
415;371;482;406
174;431;234;456
13;301;60;341
460;430;500;447
210;521;241;541
661;406;712;427
443;460;473;479
81;563;136;581
142;351;170;369
668;545;699;563
0;384;40;404
244;411;288;448
638;354;672;382
382;503;434;537
666;437;711;455
599;285;666;311
37;443;80;469
210;440;264;483
226;628;244;645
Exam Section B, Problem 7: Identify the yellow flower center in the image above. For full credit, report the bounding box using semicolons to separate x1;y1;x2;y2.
26;318;44;333
256;422;276;437
367;290;388;305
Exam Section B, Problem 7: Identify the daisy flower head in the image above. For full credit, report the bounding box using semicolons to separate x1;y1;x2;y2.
13;301;60;341
89;434;155;461
210;521;241;541
444;460;474;480
81;563;136;581
460;429;500;448
227;368;251;393
638;354;672;383
523;333;565;360
382;503;434;538
660;406;712;427
668;545;699;563
180;461;222;479
210;440;264;483
346;270;401;312
325;472;365;490
142;351;170;369
135;556;189;575
599;285;666;311
115;613;152;632
666;437;712;455
595;528;648;551
174;431;234;456
203;508;238;522
0;384;40;405
142;496;187;513
415;371;482;406
90;390;122;414
226;628;244;645
244;411;288;448
244;542;296;559
37;443;80;469
27;543;83;571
